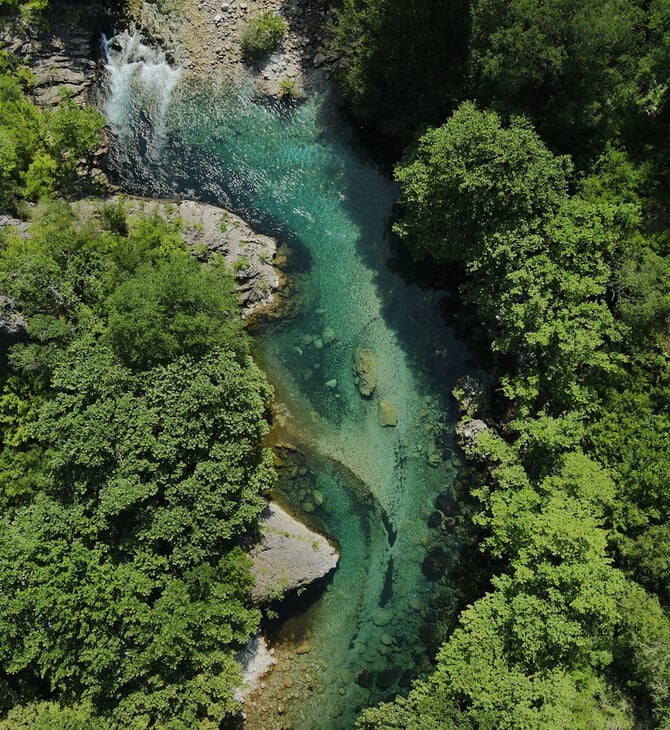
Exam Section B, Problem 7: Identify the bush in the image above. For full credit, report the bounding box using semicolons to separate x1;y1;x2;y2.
279;76;299;100
240;11;287;59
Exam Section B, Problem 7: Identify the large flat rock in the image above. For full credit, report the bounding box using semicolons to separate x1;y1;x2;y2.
250;502;339;602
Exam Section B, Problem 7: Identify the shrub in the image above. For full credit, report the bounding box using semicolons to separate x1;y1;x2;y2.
279;76;299;100
240;11;287;60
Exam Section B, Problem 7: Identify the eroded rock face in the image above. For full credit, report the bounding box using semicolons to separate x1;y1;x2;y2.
249;501;339;603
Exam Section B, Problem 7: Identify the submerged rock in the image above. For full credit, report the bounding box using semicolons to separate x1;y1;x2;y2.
295;640;311;655
378;400;398;427
434;493;456;515
375;667;399;690
353;346;377;397
421;547;448;580
356;669;373;688
427;511;442;528
249;502;339;602
372;608;393;627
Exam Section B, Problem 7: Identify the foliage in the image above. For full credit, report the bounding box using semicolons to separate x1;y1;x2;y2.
359;29;670;727
0;68;104;210
468;0;647;154
104;256;246;370
240;11;287;60
278;76;299;100
331;0;470;142
0;203;275;726
0;0;48;20
394;102;571;263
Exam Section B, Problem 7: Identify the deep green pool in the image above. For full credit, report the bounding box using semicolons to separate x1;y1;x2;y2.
103;38;471;728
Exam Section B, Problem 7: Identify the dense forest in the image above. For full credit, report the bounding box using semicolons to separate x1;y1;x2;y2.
1;0;669;727
0;2;276;726
330;0;670;727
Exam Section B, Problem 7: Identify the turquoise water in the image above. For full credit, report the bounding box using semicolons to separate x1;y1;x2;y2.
103;47;471;728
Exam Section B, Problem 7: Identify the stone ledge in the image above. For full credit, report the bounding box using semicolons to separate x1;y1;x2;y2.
250;501;339;602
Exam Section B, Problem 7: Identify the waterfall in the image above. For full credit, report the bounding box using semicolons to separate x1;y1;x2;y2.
101;31;182;160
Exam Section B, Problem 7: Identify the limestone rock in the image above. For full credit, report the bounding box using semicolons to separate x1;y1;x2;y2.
353;347;377;397
455;418;489;457
249;501;339;602
233;635;276;701
378;400;398;427
295;640;311;655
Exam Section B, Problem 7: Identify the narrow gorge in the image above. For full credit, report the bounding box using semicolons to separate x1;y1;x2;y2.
100;28;473;729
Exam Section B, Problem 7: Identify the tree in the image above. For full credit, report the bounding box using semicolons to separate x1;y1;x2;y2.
331;0;470;141
393;102;571;263
0;201;275;725
104;255;246;371
468;0;646;154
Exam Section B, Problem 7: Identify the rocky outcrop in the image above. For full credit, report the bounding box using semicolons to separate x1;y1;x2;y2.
0;5;112;188
73;196;280;318
1;18;99;108
234;636;277;701
249;501;339;603
455;418;489;457
130;0;338;100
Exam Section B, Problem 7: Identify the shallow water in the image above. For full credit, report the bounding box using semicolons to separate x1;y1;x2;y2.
102;39;471;729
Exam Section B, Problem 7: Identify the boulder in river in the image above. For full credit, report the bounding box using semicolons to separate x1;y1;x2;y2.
353;346;377;397
434;493;455;515
249;501;339;602
372;608;393;627
378;400;398;427
427;511;442;528
455;418;489;457
421;547;448;580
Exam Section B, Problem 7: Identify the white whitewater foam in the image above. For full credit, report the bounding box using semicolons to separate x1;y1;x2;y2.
102;31;182;154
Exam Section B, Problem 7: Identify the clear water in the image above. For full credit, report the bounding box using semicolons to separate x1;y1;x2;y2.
101;39;472;730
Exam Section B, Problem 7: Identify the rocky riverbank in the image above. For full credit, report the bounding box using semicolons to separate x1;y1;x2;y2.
131;0;340;98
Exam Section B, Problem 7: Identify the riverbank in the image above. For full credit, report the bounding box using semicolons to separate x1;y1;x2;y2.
130;0;339;97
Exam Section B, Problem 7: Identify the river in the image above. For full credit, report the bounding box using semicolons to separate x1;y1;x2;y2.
101;33;471;730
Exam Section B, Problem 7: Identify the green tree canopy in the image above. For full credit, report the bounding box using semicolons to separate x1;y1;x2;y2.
394;102;571;263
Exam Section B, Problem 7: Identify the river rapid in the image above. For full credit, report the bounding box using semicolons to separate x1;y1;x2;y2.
101;33;472;730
